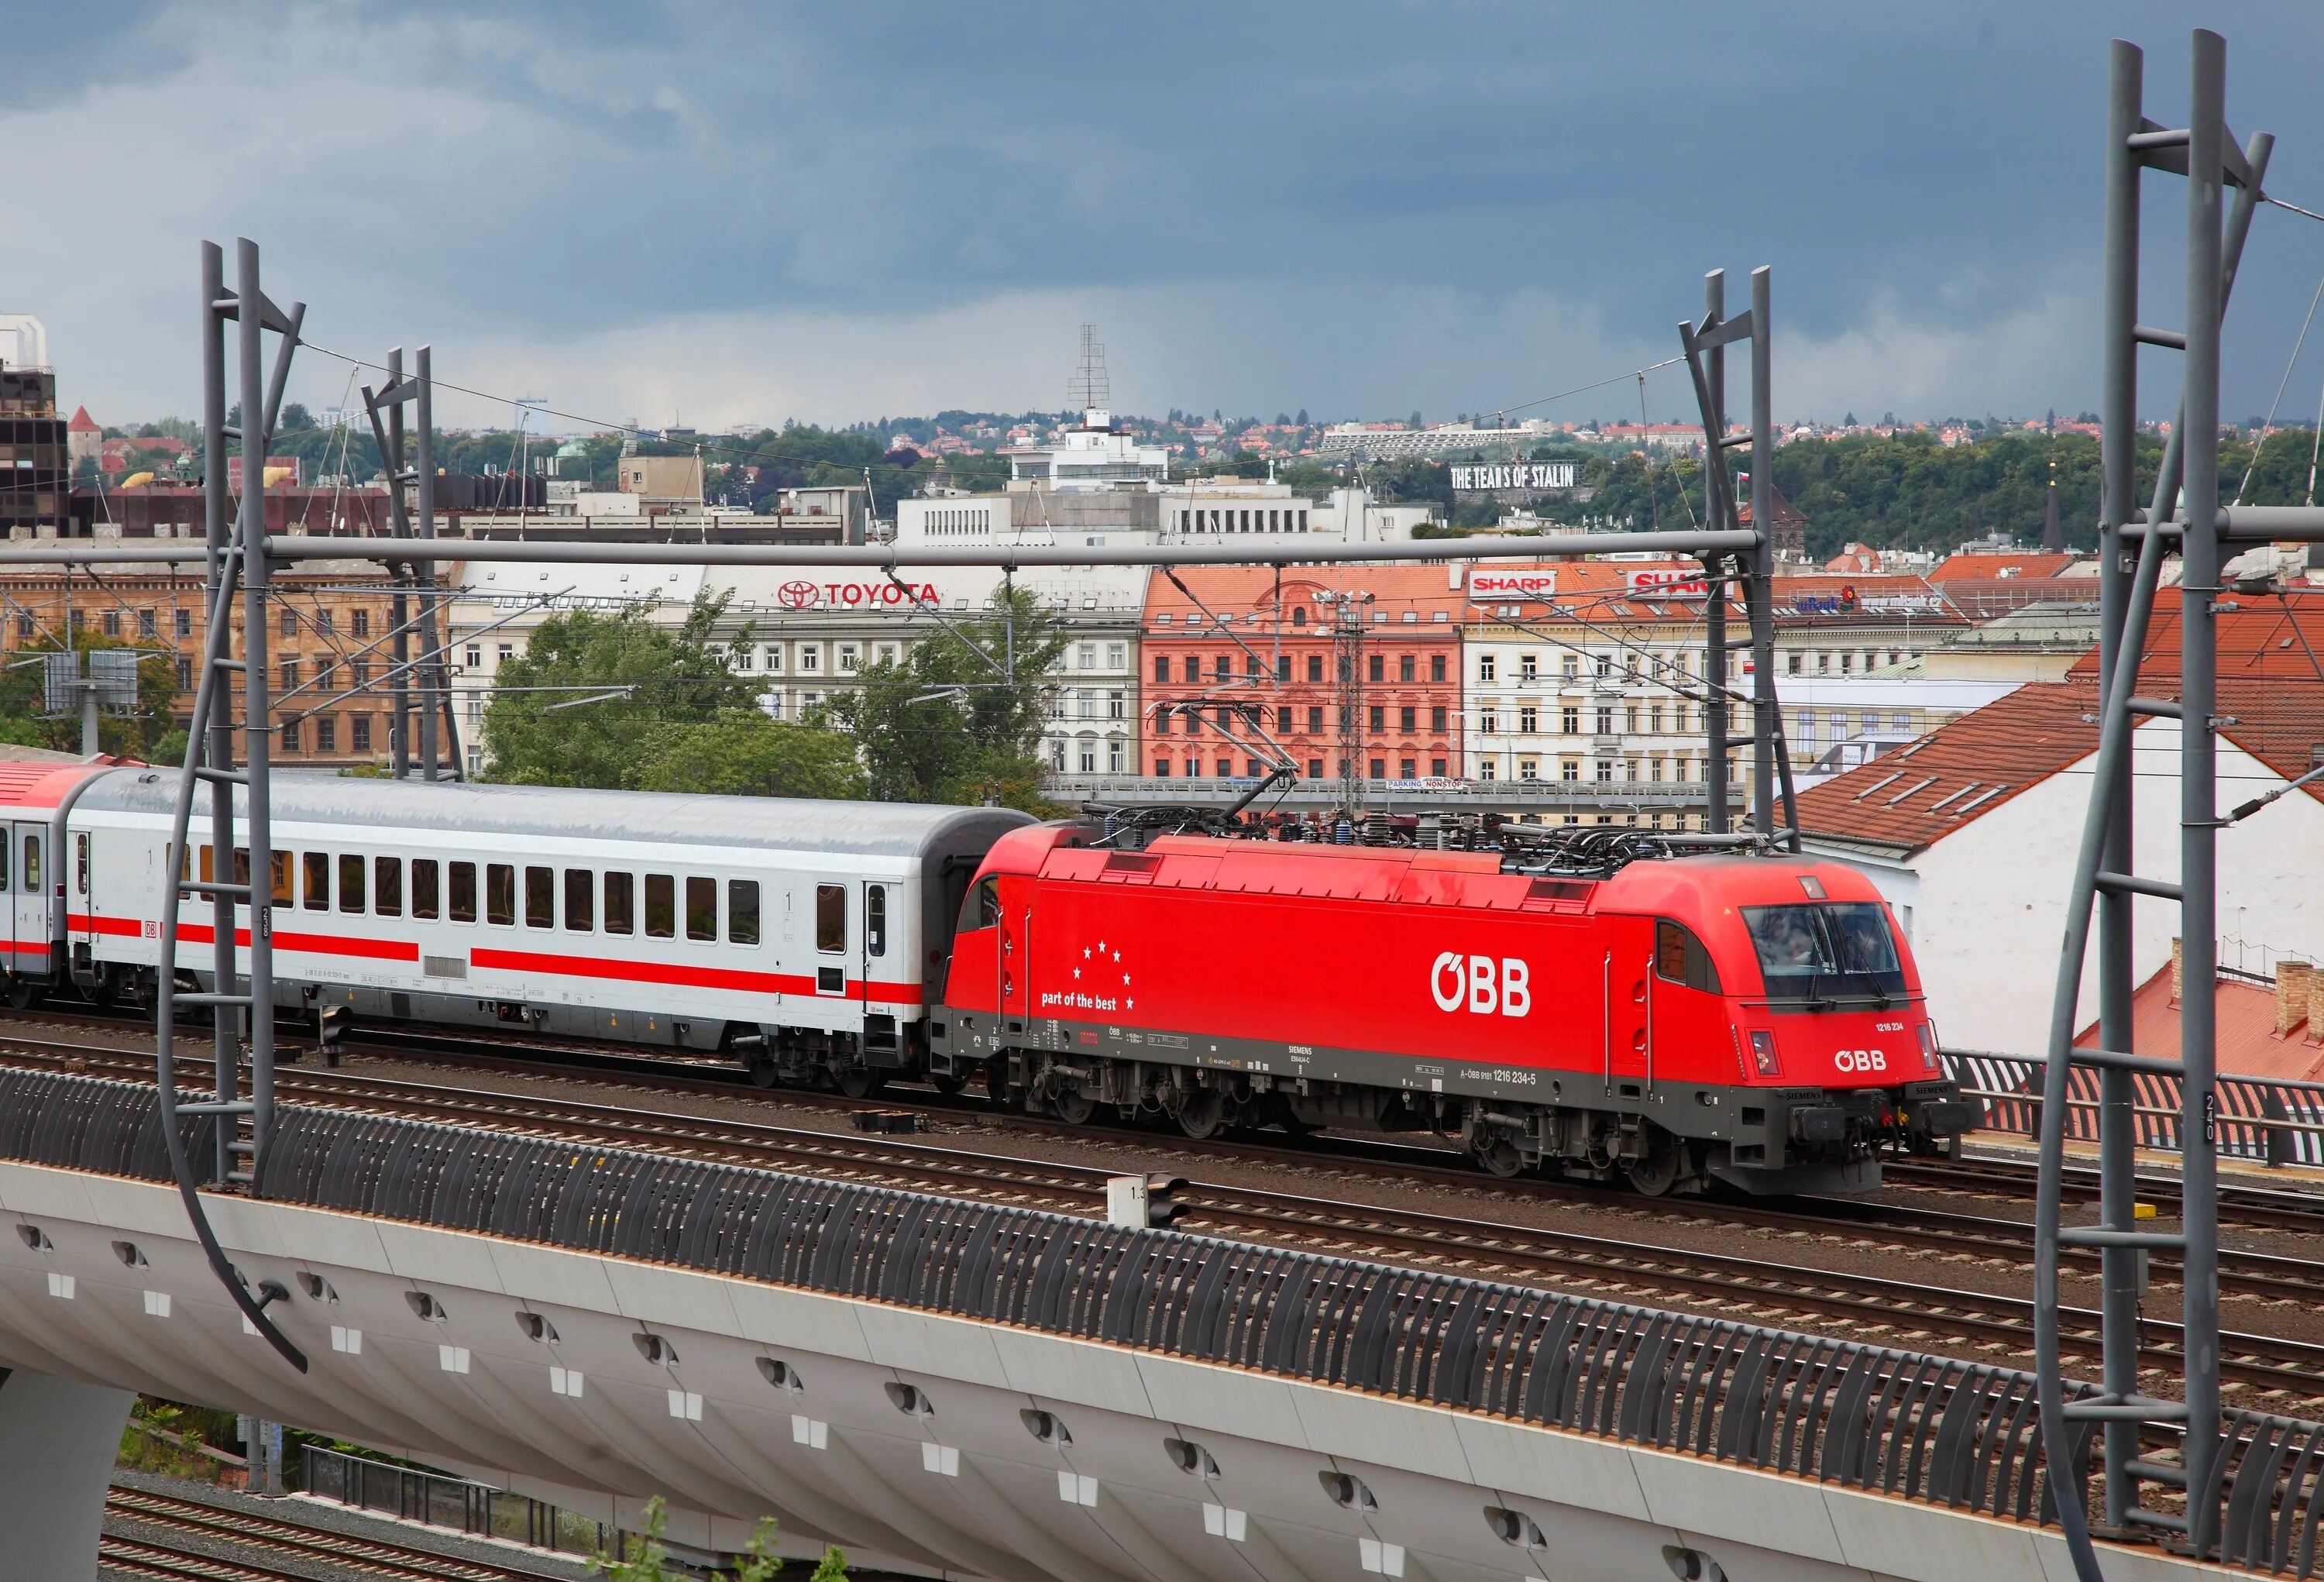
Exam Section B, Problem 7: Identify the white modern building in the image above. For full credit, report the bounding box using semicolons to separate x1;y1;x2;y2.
895;482;1430;551
1006;408;1171;490
445;559;1143;781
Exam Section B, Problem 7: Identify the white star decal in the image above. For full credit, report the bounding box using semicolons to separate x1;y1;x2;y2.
1082;947;1091;959
1096;940;1106;953
1112;950;1121;962
1122;973;1131;986
1072;967;1081;980
1126;998;1135;1010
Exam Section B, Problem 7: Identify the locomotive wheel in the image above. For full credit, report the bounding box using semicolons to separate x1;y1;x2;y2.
834;1066;885;1100
1470;1134;1524;1178
1624;1139;1680;1197
929;1072;967;1097
1052;1086;1096;1126
1177;1089;1226;1140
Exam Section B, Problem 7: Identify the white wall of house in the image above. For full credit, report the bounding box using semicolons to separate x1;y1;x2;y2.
1809;717;2324;1058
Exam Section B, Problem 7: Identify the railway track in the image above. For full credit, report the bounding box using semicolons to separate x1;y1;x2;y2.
13;1018;2323;1301
12;1033;2324;1406
103;1484;569;1581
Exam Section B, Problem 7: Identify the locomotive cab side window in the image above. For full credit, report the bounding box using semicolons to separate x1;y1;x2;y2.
375;857;402;917
303;852;329;911
957;876;1001;933
686;876;716;941
563;869;593;932
1653;920;1721;993
815;884;845;953
728;880;759;945
449;862;477;924
605;872;634;935
525;866;553;929
338;855;365;913
645;874;675;939
486;865;516;927
412;858;440;920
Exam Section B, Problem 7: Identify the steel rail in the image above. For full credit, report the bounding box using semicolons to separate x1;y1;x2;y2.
106;1487;560;1582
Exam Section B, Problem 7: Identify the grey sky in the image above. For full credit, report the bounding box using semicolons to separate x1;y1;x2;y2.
15;2;2324;431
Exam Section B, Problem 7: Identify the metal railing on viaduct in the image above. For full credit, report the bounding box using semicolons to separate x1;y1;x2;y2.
7;1066;2324;1574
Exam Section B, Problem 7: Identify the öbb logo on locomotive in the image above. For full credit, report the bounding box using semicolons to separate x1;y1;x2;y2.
1428;952;1532;1017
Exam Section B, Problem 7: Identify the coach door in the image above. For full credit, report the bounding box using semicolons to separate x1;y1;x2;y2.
859;882;888;1008
1603;913;1655;1091
12;825;46;975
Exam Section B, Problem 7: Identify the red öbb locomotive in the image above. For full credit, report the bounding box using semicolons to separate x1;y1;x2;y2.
933;826;1973;1195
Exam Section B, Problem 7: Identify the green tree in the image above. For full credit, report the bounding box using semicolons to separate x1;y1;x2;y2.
480;593;761;788
632;713;866;800
590;1495;847;1581
830;587;1064;811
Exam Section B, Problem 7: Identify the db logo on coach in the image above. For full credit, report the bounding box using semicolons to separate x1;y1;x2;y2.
1431;953;1532;1017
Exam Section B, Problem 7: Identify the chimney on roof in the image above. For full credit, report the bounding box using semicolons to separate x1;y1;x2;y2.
2170;936;2182;1004
2309;969;2324;1047
2278;959;2315;1037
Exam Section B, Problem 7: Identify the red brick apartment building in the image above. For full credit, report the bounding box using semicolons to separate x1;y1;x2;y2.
1139;566;1464;782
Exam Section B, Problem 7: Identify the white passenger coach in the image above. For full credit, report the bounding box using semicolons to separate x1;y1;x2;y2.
5;762;1029;1090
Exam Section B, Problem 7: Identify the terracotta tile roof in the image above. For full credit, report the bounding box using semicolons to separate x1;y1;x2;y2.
1143;563;1470;628
2066;587;2324;683
1797;669;2324;855
66;405;98;433
1796;679;2108;853
2078;964;2324;1085
1929;551;2077;583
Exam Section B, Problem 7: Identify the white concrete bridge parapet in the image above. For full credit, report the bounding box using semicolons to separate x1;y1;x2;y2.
0;1156;2247;1582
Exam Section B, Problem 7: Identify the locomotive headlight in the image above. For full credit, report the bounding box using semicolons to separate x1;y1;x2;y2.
1748;1030;1779;1078
1916;1023;1941;1074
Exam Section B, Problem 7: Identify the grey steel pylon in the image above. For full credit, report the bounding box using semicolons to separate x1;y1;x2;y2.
151;238;308;1372
2033;31;2271;1573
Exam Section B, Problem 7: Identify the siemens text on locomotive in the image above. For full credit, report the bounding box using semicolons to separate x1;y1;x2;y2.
0;761;1970;1195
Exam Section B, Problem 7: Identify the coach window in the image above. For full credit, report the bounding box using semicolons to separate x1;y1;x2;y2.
232;848;250;888
449;862;476;923
412;858;440;920
865;886;887;957
486;865;516;927
728;881;759;946
74;833;88;894
1653;919;1722;993
302;852;330;911
564;869;593;932
270;854;290;906
375;857;402;917
604;872;635;935
338;855;365;913
815;884;845;953
21;836;36;896
645;874;675;939
525;866;553;929
686;877;716;941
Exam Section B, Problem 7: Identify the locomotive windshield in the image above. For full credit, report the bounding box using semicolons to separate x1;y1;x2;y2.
1741;902;1905;1006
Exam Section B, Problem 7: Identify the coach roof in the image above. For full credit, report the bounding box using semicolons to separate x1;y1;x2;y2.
74;770;1033;858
